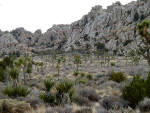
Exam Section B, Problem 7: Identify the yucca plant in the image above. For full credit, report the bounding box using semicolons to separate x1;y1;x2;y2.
9;67;19;86
9;67;19;80
86;73;93;80
68;88;75;102
73;70;79;76
3;85;30;97
74;54;81;71
0;66;5;81
44;76;55;92
56;79;74;94
39;92;56;104
3;86;13;97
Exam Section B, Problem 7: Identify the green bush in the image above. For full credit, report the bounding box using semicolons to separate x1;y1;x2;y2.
9;67;19;80
26;63;32;74
86;73;93;80
146;73;150;97
110;62;115;67
39;92;56;104
0;66;5;81
122;75;147;108
78;79;86;84
56;79;74;94
3;85;30;97
73;70;79;76
44;76;55;92
109;72;126;83
68;89;75;102
80;72;86;77
134;12;139;21
40;77;75;105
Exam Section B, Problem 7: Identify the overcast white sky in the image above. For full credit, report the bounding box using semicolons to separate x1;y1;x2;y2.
0;0;134;32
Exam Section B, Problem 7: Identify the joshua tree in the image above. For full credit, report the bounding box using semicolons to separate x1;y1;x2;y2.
137;20;150;66
73;54;81;71
26;62;32;80
15;56;33;85
9;67;19;86
3;56;14;84
56;58;61;76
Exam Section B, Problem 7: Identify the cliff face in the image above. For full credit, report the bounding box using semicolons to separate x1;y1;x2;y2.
0;0;150;55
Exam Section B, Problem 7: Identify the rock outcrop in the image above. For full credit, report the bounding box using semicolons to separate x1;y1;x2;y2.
0;0;149;55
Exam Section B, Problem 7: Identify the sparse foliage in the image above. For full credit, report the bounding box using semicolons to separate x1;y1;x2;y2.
109;72;126;83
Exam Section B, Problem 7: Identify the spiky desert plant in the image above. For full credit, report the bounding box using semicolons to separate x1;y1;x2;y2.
9;67;19;86
3;85;30;97
73;54;81;71
56;79;74;94
44;76;55;92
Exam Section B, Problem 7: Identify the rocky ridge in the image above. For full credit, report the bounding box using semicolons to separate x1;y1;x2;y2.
0;0;150;55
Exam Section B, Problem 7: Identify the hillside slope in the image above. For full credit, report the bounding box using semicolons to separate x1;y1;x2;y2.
0;0;150;55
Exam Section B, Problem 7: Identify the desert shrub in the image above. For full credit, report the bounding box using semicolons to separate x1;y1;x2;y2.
68;89;75;102
46;106;73;113
146;73;150;97
101;96;129;110
74;96;91;106
86;73;93;80
75;107;92;113
56;79;74;94
79;88;99;101
39;92;56;105
110;62;115;67
9;67;19;80
80;72;86;77
94;42;105;50
3;85;30;97
44;76;55;92
41;77;75;105
26;63;32;74
73;70;79;76
0;66;5;81
134;12;139;21
109;72;126;83
78;79;86;84
139;98;150;112
122;75;146;108
3;56;14;67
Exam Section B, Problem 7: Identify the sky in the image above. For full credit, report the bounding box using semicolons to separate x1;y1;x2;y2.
0;0;134;33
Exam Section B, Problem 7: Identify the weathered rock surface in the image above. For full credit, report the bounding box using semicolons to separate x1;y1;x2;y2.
0;0;149;55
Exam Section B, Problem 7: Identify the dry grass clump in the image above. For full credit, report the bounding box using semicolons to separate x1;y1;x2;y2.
75;107;92;113
0;99;31;113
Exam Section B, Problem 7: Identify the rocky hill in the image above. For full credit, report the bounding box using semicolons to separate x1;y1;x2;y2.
0;0;150;55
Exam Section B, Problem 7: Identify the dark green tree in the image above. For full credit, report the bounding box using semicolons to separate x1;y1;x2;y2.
137;20;150;65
